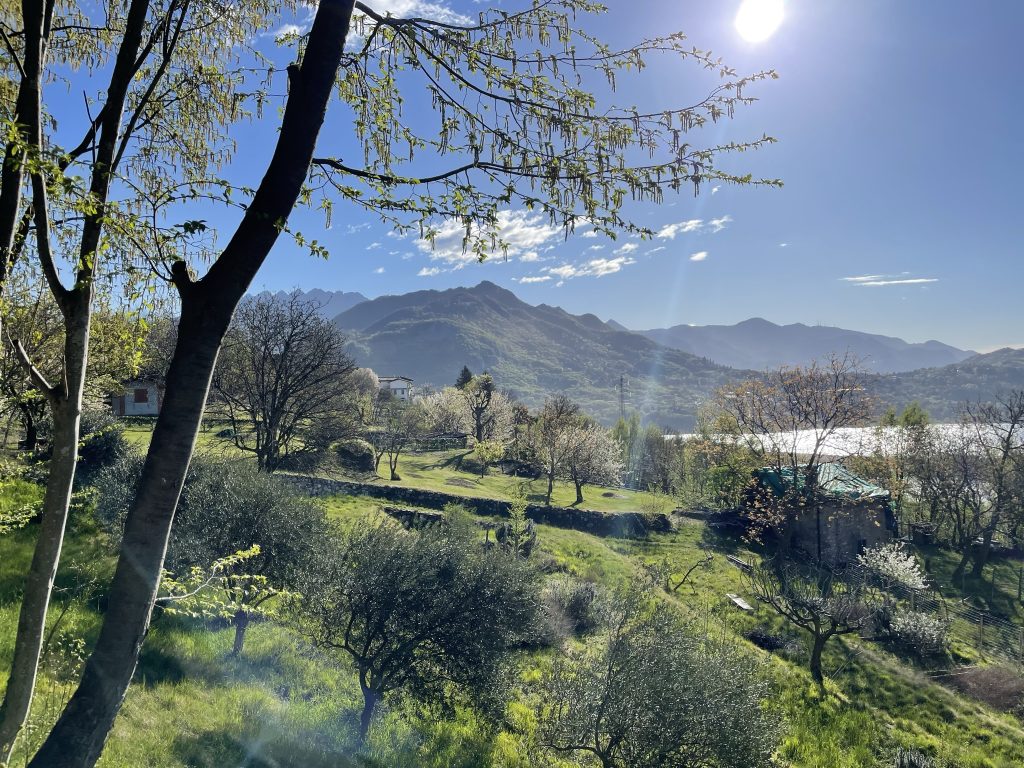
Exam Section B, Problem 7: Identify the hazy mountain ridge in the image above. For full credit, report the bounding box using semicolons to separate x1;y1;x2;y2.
634;317;975;374
256;288;368;319
293;281;1023;428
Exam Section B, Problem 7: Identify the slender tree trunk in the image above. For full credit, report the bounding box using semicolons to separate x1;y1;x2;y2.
389;452;400;481
546;460;555;506
19;406;38;452
230;611;249;657
0;301;90;763
29;6;354;764
358;685;380;745
574;479;583;505
809;632;828;692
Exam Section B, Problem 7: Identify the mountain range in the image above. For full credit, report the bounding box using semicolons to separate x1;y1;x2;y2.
634;318;974;374
277;282;1022;429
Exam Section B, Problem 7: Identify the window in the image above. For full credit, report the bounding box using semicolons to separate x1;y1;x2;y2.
134;388;149;404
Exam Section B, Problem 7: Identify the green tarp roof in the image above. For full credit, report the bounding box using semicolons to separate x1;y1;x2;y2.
755;462;890;502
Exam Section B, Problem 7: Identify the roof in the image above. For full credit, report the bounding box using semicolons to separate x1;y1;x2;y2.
754;462;890;502
379;376;413;384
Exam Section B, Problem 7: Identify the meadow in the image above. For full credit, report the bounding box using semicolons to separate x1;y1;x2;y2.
2;457;1024;767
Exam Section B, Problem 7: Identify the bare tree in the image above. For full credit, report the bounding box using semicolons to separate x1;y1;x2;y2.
962;392;1024;576
461;373;496;443
719;354;872;542
212;294;357;472
747;561;875;693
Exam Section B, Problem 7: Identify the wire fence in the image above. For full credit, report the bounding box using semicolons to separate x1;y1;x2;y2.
841;561;1024;664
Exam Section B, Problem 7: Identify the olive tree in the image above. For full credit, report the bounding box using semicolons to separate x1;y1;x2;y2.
299;517;541;744
95;454;331;657
538;593;780;767
27;2;778;762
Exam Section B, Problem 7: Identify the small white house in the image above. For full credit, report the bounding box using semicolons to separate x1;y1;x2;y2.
110;380;162;417
378;376;414;402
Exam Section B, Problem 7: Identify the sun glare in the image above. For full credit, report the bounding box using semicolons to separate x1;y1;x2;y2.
735;0;784;43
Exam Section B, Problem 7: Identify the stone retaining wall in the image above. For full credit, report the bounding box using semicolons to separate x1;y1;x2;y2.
282;475;672;538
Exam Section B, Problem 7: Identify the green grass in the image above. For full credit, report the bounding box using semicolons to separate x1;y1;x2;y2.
3;473;1024;766
121;419;246;459
363;449;660;514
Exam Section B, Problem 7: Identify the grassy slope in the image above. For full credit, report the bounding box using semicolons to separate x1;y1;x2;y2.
366;450;661;514
2;482;1024;765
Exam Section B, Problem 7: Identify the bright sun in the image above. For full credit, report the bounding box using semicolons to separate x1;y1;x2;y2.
735;0;785;43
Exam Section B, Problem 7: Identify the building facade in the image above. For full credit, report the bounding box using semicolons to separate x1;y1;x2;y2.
378;376;414;402
110;380;162;417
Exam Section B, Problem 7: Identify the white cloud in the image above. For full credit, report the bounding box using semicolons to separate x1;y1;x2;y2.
614;242;639;255
779;242;788;248
545;256;636;280
657;219;703;239
711;186;721;195
367;241;382;251
656;215;733;239
418;266;442;277
415;210;562;267
708;215;733;233
689;251;709;262
646;246;666;255
358;0;471;25
841;274;938;287
517;275;552;284
842;275;887;283
374;267;386;274
346;222;372;234
520;251;541;263
587;244;605;251
855;278;938;287
580;230;599;239
275;23;305;38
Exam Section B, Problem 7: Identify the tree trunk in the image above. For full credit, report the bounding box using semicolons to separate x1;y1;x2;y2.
809;633;828;692
546;462;555;506
358;685;380;745
972;514;1000;578
952;548;972;585
29;6;354;765
230;611;249;657
574;479;583;505
0;301;90;763
19;405;38;452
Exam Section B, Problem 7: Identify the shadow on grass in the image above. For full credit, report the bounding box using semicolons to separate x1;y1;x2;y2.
171;728;359;768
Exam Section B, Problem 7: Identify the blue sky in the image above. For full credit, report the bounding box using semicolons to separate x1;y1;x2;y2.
90;2;1024;351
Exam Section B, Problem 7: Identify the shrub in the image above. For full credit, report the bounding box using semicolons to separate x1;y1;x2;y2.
335;437;376;473
542;577;600;642
886;608;950;657
893;748;934;768
74;408;131;488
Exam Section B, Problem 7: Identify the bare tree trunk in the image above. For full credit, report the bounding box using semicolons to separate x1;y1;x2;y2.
809;632;828;693
29;6;354;764
574;479;584;505
0;300;90;763
952;548;972;585
546;461;555;506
